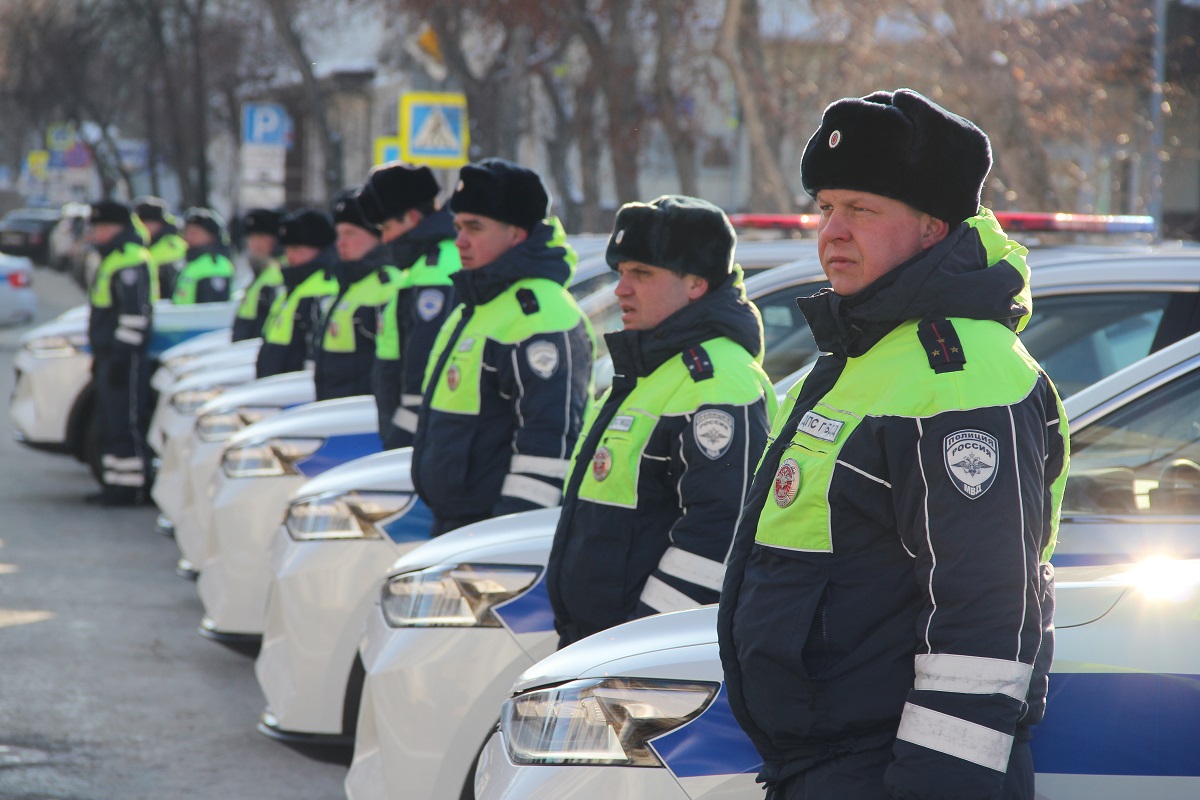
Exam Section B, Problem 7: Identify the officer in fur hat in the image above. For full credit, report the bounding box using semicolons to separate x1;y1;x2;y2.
719;89;1069;800
231;208;285;342
256;209;339;378
85;199;156;505
174;207;236;304
356;162;460;448
410;158;594;536
547;195;776;647
133;196;185;300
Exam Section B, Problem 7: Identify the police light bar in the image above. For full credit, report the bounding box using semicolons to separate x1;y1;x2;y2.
727;212;1156;235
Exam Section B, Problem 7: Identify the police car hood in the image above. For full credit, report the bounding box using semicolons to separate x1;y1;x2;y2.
195;369;314;417
799;208;1032;357
290;446;415;500
225;394;376;446
385;507;562;578
512;606;721;693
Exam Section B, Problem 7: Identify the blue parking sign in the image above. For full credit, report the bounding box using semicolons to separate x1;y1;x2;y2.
242;103;290;147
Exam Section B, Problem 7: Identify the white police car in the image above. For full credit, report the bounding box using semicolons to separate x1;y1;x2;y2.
10;300;237;477
160;370;314;575
475;557;1200;800
342;270;1200;800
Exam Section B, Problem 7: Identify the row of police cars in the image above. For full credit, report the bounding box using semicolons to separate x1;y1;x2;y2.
10;216;1200;799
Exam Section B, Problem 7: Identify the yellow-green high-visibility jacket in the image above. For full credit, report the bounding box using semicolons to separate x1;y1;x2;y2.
255;248;339;378
88;228;154;357
313;252;402;401
173;245;235;304
232;256;284;341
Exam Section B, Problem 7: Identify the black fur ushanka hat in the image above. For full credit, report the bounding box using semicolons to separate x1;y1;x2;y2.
605;195;736;288
801;89;992;225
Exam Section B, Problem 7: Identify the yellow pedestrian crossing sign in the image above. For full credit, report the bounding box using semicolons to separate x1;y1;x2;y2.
400;91;469;168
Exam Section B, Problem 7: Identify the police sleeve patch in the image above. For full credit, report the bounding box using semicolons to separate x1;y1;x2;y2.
526;340;559;379
417;288;445;321
943;429;999;499
211;277;227;292
119;268;138;285
693;409;735;460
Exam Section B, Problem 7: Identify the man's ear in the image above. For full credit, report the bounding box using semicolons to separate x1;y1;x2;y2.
685;273;709;301
920;215;951;249
509;225;530;247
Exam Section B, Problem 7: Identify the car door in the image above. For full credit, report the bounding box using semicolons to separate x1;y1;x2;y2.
1054;353;1200;566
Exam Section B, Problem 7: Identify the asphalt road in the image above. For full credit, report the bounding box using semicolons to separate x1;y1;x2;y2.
0;267;347;799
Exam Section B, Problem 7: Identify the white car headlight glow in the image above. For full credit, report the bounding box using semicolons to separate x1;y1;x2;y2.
284;490;415;541
195;405;280;443
502;678;718;767
380;563;542;628
221;437;324;478
171;387;226;415
24;333;89;358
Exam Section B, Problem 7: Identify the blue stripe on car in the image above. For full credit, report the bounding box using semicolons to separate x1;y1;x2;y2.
149;328;218;358
381;498;434;543
295;432;383;477
494;575;555;635
1031;672;1200;776
651;685;762;779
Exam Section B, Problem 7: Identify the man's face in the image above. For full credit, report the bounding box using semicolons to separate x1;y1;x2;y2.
379;210;420;244
284;244;320;267
816;189;948;296
245;232;277;260
87;222;122;246
336;223;380;261
614;260;708;331
183;223;215;249
142;219;163;237
453;212;528;270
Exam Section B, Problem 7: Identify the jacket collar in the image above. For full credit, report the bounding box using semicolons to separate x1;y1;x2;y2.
451;217;574;308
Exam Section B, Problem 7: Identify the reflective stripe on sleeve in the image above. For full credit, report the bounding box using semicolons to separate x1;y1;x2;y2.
392;407;419;433
914;654;1033;701
102;455;144;470
401;393;423;406
658;546;726;592
896;702;1013;772
104;471;146;487
639;575;700;614
500;474;562;508
510;454;570;479
115;328;144;345
118;314;149;329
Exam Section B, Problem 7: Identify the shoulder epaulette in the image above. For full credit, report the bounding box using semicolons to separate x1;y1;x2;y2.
917;317;967;374
681;344;714;382
516;288;540;316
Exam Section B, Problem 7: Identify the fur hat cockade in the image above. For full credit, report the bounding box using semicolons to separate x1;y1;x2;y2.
801;89;992;225
242;208;284;237
606;195;736;288
90;199;134;227
449;158;550;232
332;189;377;233
358;162;440;226
279;209;336;249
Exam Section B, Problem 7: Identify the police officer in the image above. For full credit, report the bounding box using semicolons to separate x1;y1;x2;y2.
133;196;185;300
85;200;155;505
174;207;236;304
547;195;775;648
411;158;594;536
718;89;1070;800
231;207;285;342
357;162;459;448
312;192;401;400
255;209;338;379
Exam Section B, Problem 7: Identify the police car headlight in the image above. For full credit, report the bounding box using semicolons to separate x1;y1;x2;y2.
171;387;226;415
195;405;280;443
284;490;414;541
1122;557;1200;603
221;437;323;478
161;353;198;375
501;678;718;767
380;564;541;628
23;333;89;358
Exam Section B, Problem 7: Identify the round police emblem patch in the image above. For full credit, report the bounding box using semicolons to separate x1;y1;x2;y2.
447;364;461;391
592;446;612;482
211;277;227;292
693;409;734;460
329;321;339;337
943;429;999;499
417;288;444;322
774;458;800;508
526;341;559;379
119;268;138;285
